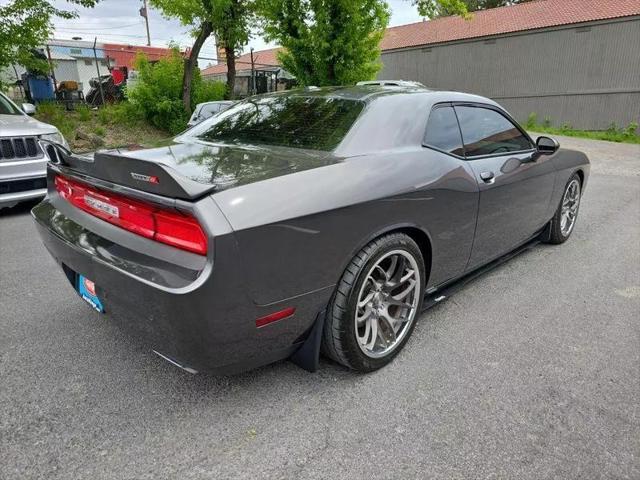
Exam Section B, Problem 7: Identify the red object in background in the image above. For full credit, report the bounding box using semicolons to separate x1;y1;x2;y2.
103;43;181;70
111;68;125;86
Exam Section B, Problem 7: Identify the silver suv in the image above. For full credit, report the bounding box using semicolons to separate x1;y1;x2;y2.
0;92;67;209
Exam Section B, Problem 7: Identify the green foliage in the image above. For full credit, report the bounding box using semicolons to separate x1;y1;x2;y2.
193;79;228;106
259;0;390;86
150;0;253;46
0;1;100;87
35;101;76;139
93;126;105;136
624;122;639;137
126;51;226;133
150;0;254;100
76;104;91;122
97;107;110;125
526;114;640;144
106;102;145;126
412;0;468;17
411;0;532;17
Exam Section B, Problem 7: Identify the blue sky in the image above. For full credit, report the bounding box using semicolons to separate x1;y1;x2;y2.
47;0;424;59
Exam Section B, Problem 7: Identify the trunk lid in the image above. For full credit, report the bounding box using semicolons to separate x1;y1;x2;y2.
47;139;337;201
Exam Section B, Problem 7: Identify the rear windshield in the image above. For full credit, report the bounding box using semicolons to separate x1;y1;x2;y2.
192;96;364;151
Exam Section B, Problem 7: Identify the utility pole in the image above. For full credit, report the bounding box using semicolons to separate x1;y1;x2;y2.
250;47;255;96
140;0;151;46
93;37;105;105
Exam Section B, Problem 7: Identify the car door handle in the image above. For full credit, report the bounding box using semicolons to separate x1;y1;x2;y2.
480;171;495;183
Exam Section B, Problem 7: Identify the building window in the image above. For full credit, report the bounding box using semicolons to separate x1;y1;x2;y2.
100;60;108;67
84;59;93;66
70;48;82;55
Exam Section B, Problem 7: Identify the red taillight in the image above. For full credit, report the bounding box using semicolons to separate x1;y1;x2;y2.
54;175;208;255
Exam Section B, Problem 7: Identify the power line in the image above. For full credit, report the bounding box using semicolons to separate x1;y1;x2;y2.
54;22;144;31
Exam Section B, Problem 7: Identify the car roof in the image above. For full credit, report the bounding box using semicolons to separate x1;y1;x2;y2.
263;85;498;107
196;100;234;107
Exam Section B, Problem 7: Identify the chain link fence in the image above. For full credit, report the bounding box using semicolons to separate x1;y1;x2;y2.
2;40;292;108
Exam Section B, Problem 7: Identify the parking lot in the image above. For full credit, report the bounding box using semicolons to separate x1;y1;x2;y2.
1;135;638;479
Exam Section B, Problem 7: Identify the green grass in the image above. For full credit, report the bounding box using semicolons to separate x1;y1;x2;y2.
525;113;639;144
34;101;168;153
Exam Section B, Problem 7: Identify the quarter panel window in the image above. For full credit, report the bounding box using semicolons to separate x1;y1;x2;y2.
423;106;464;156
455;106;532;157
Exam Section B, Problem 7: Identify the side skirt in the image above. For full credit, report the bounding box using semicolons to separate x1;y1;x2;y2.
422;236;541;310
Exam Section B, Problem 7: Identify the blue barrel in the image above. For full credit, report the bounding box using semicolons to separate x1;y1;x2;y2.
27;76;55;103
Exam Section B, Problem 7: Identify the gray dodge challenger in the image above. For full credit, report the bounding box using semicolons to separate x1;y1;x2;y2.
33;85;589;374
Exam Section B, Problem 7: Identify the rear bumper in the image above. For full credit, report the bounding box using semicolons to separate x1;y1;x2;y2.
32;195;332;374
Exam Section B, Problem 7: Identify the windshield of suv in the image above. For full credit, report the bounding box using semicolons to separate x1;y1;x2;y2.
0;93;23;115
191;96;364;151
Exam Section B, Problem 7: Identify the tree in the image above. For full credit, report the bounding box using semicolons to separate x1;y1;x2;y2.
412;0;532;17
259;0;390;87
150;0;214;113
212;0;254;99
412;0;467;17
127;49;226;133
0;0;100;85
150;0;253;111
460;0;534;12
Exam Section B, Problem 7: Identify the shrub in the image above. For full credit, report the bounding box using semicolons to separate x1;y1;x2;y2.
193;79;227;107
126;50;226;134
525;112;537;130
623;122;639;137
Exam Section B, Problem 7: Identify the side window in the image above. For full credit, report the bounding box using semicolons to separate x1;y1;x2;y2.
201;104;219;117
423;106;465;156
454;105;532;157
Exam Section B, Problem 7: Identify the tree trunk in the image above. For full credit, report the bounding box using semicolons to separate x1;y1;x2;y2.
182;21;213;113
224;45;236;99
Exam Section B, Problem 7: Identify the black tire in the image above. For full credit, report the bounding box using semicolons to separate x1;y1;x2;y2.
322;233;426;372
545;172;582;245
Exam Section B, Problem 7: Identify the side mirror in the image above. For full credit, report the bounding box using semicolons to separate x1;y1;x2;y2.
22;103;36;116
536;135;559;155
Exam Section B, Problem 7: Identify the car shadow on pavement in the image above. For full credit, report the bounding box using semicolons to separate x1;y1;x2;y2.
0;199;41;217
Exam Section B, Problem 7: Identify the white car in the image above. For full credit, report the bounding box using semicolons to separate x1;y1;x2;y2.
187;100;235;128
0;92;68;209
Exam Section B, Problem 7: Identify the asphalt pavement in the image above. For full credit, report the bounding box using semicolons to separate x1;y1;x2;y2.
1;135;638;479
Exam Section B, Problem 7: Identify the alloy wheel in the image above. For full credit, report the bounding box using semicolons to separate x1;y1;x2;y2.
560;178;581;236
355;250;421;358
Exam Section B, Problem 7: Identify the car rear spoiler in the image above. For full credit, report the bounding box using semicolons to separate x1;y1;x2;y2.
41;141;216;201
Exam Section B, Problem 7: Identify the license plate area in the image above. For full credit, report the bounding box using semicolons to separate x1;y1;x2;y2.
76;274;105;313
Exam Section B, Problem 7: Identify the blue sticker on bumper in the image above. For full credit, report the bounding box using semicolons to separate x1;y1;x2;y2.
77;275;104;313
